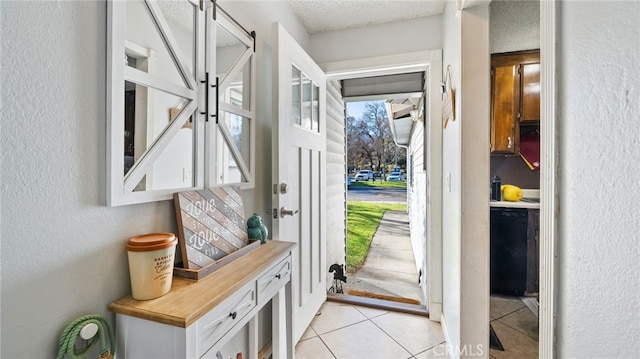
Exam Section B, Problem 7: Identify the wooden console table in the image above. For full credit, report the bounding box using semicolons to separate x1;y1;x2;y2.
109;241;296;359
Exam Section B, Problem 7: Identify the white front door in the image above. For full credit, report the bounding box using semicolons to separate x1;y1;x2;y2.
272;22;327;343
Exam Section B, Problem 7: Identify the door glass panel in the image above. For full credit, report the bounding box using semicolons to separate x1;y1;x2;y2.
123;81;192;176
312;83;319;132
291;66;301;126
301;73;312;130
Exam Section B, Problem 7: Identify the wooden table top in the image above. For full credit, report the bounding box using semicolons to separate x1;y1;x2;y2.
109;240;296;328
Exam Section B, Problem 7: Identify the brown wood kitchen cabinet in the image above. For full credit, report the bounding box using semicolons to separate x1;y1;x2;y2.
491;50;540;155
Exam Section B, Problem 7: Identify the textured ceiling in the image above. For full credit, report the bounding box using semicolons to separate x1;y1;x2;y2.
288;0;446;34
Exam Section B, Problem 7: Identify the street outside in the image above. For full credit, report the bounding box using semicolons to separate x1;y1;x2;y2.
347;182;407;203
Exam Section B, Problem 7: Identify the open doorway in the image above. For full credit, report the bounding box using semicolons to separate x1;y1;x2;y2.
488;1;542;357
321;49;443;319
325;71;429;312
339;99;420;306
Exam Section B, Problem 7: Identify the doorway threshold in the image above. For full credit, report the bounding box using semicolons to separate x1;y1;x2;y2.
327;293;428;317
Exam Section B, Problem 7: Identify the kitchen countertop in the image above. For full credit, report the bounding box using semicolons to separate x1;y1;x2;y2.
490;189;540;209
490;199;540;209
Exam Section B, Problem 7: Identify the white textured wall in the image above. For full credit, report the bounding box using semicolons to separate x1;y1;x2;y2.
0;1;307;357
440;0;463;352
217;0;310;232
458;5;490;358
441;2;491;358
490;0;539;54
557;1;640;357
309;15;442;64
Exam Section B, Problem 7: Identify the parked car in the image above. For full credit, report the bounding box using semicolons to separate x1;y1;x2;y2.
386;172;405;181
354;170;373;181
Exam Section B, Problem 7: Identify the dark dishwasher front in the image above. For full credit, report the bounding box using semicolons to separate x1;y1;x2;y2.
490;207;528;296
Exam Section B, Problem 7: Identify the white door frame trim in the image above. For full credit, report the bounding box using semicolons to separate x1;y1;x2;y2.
540;0;557;357
321;49;444;321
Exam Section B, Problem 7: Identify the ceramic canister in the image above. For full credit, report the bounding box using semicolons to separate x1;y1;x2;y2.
126;233;177;300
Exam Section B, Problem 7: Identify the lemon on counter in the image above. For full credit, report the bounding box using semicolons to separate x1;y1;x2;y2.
501;184;523;202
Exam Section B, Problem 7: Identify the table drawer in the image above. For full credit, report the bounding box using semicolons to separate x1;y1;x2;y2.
196;281;256;357
257;256;291;305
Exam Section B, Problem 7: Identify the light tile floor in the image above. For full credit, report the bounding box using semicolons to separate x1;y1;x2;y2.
295;301;446;359
490;295;539;359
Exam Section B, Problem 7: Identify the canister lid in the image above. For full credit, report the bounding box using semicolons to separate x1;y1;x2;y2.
126;232;177;252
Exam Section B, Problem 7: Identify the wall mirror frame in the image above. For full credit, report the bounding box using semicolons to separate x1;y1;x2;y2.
107;0;256;206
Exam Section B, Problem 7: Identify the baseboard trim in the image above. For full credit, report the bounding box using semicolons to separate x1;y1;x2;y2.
429;302;442;322
440;313;457;359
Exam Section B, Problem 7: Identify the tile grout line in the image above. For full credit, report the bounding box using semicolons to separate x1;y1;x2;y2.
411;341;447;358
495;314;539;342
316;333;338;359
297;326;320;343
353;306;389;320
367;314;423;358
311;316;375;337
490;305;526;321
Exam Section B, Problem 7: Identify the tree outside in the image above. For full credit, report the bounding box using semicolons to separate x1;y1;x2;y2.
346;101;407;174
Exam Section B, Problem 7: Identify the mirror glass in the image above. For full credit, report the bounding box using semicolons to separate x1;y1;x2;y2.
215;111;251;184
109;0;256;205
215;14;253;185
123;0;197;190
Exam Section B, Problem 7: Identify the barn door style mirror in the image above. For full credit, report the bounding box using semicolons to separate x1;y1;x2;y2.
207;6;255;187
107;0;255;206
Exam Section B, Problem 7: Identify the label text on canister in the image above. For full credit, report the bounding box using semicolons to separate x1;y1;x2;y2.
154;255;173;273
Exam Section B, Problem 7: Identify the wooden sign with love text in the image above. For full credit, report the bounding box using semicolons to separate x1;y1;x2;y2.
174;186;253;271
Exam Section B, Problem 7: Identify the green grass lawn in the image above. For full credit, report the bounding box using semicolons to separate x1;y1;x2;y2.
346;201;407;273
349;179;407;189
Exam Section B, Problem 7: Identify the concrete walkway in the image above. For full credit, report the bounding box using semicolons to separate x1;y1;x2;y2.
342;211;424;304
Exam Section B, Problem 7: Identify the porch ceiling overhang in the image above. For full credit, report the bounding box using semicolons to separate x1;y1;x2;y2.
385;100;422;147
341;72;425;148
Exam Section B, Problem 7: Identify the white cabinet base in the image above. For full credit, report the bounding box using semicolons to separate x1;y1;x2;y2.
110;241;295;359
